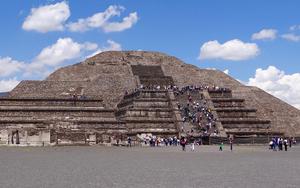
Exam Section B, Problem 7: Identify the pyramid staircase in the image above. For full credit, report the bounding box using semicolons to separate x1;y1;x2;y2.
208;89;282;137
174;90;217;135
116;90;178;136
115;65;180;138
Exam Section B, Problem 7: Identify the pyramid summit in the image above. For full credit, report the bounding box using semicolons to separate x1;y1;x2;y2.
1;51;300;146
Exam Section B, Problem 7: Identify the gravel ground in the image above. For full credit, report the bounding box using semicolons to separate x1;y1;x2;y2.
0;145;299;188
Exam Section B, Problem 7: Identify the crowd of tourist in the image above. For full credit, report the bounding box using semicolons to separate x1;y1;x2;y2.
172;85;230;95
123;84;230;98
175;86;218;136
129;135;195;151
138;135;180;147
128;135;297;152
123;84;225;138
269;137;297;151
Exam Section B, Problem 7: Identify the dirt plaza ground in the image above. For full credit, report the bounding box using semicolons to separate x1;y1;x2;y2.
0;145;299;188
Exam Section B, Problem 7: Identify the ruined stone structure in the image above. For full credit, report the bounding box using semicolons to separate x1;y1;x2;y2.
0;51;299;146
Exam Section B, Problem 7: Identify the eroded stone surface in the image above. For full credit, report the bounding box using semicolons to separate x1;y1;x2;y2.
1;51;299;146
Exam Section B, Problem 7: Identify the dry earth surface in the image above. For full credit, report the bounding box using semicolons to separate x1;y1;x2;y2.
0;145;299;188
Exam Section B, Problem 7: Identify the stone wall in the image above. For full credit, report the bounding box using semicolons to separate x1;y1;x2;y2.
0;128;50;146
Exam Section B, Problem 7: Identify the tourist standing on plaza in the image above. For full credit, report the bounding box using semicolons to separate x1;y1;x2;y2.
191;141;195;151
128;137;132;147
279;138;283;151
219;142;224;151
190;136;195;151
289;137;292;148
293;137;297;145
272;137;278;151
284;138;288;151
156;138;160;147
269;140;274;150
229;137;233;151
180;137;186;151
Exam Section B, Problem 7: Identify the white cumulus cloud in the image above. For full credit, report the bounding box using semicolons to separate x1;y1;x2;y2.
102;12;138;32
0;57;25;77
289;25;300;31
22;1;70;33
223;69;229;75
82;42;98;51
252;29;277;40
199;39;260;61
248;66;300;109
25;38;98;77
33;38;83;66
67;5;138;32
0;38;122;85
26;38;120;77
87;40;122;58
281;33;300;42
0;78;20;92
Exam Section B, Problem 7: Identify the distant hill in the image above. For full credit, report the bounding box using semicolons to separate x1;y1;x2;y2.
0;92;8;97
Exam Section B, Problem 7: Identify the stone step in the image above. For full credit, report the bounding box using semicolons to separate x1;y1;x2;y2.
139;76;174;86
213;103;245;108
0;117;119;124
0;119;45;124
126;122;176;128
211;98;245;102
128;128;178;134
118;97;169;108
222;123;270;129
117;99;134;108
218;115;257;119
68;117;118;122
219;118;270;124
138;90;168;98
125;107;173;112
134;98;169;102
121;113;173;120
220;117;271;131
69;123;126;130
122;90;168;100
139;90;169;93
215;108;257;118
215;107;256;112
138;95;168;99
120;115;173;120
0;111;115;118
120;107;173;113
181;122;199;133
123;117;174;122
0;106;109;111
0;98;104;107
132;101;170;108
0;106;115;119
208;90;232;98
131;65;165;77
225;130;282;135
123;91;140;99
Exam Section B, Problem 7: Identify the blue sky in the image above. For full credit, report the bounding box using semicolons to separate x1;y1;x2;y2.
0;0;300;108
